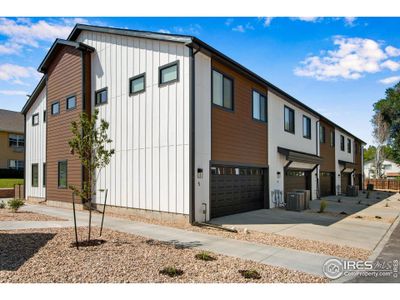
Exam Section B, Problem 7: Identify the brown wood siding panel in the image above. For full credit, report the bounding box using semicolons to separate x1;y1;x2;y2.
46;46;83;203
211;60;268;166
354;140;362;173
319;119;335;172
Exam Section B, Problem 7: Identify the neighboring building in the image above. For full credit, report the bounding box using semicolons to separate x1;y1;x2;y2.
22;24;365;223
0;109;25;177
364;159;400;179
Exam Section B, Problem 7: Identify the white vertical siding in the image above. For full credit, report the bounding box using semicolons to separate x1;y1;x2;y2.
77;31;190;215
268;92;319;203
25;87;46;199
194;52;211;222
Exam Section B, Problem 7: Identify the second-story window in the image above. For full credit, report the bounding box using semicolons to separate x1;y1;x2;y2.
95;88;108;106
303;116;311;139
347;138;351;153
252;90;267;122
330;131;335;147
284;106;295;134
340;135;345;151
129;73;145;95
32;113;39;126
66;96;76;110
51;102;60;115
9;134;24;147
320;125;326;143
43;110;46;122
159;61;179;85
212;70;233;110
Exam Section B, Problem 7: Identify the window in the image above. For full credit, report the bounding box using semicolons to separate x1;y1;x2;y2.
303;116;311;139
340;135;345;151
32;113;39;126
9;134;24;147
95;88;108;106
9;160;24;170
43;110;46;122
212;70;233;110
43;163;46;187
347;138;351;153
284;106;295;133
330;131;335;147
320;125;326;143
51;102;60;115
252;90;267;122
32;163;38;187
159;61;179;85
58;160;68;189
66;96;76;110
129;73;145;95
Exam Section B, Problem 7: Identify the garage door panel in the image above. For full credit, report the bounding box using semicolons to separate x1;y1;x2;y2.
284;170;310;200
211;166;266;218
320;172;334;197
341;173;351;194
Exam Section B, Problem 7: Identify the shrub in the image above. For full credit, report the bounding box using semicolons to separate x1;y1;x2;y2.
159;267;184;277
319;200;327;213
7;198;24;212
195;251;216;261
239;269;261;280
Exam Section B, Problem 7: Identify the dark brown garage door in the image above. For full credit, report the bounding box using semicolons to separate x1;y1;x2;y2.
210;166;267;218
284;170;311;200
320;172;335;197
341;173;351;194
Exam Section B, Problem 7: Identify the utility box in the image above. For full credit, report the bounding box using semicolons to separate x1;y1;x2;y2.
286;192;305;211
346;185;359;197
293;189;310;209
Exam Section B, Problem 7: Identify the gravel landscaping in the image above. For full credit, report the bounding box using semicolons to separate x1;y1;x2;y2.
0;227;327;283
104;211;372;261
0;209;66;221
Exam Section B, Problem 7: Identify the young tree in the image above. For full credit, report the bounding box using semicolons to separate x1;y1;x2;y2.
372;112;390;178
68;108;114;242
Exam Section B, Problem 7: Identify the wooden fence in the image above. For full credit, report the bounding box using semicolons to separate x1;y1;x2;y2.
364;179;400;192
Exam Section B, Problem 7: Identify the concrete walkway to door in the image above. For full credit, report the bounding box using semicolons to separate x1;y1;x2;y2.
2;203;340;277
211;191;400;251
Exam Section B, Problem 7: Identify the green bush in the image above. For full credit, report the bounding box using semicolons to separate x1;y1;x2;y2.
239;269;261;280
195;251;216;261
7;198;25;212
319;200;327;213
159;266;184;277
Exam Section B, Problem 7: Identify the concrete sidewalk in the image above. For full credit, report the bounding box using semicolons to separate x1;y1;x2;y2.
1;203;339;277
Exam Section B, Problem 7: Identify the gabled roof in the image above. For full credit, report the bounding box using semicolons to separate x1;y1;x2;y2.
21;76;46;114
0;109;24;134
38;38;95;73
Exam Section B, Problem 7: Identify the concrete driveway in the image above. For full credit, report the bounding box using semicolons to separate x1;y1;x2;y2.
211;191;400;250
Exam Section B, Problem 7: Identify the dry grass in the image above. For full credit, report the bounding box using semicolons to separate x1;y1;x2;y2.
0;227;327;283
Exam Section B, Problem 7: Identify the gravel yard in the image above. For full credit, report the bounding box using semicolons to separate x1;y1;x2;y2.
104;211;372;261
0;209;66;221
0;227;327;283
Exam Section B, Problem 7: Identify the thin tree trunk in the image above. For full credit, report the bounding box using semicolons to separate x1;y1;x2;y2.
72;193;79;250
88;197;92;241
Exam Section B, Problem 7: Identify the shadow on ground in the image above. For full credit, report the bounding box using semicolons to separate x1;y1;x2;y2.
0;232;56;271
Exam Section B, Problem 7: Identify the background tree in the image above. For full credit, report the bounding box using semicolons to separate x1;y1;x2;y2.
371;112;390;178
372;81;400;164
68;108;114;242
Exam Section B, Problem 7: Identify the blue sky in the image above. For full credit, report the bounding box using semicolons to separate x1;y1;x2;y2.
1;17;400;146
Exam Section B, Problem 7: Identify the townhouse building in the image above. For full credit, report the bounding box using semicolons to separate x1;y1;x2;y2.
22;24;365;223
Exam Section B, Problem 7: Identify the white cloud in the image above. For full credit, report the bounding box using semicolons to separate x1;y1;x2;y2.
263;17;273;27
294;36;400;81
344;17;357;26
385;45;400;57
0;90;27;96
381;60;400;71
225;18;234;26
0;63;40;85
172;24;201;35
293;17;321;22
158;29;171;34
232;23;254;33
0;42;21;55
379;76;400;85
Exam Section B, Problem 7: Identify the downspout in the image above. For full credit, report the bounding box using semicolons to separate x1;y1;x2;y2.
316;120;320;199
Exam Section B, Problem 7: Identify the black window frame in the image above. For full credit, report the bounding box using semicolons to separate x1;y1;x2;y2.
95;88;108;106
302;115;311;139
58;160;68;189
252;89;267;122
129;73;146;95
43;110;46;123
51;101;60;115
9;134;24;148
211;69;234;111
32;113;39;126
159;60;179;86
320;125;326;144
330;131;335;147
43;162;46;187
66;95;77;110
31;163;38;187
347;138;351;153
284;105;295;134
340;135;345;151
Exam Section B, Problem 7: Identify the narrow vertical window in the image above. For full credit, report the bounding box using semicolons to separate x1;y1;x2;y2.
303;116;311;139
284;106;295;133
58;160;68;189
340;135;345;151
32;164;38;187
347;138;351;153
320;125;326;143
252;90;267;122
330;131;335;147
212;70;233;110
43;163;46;187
